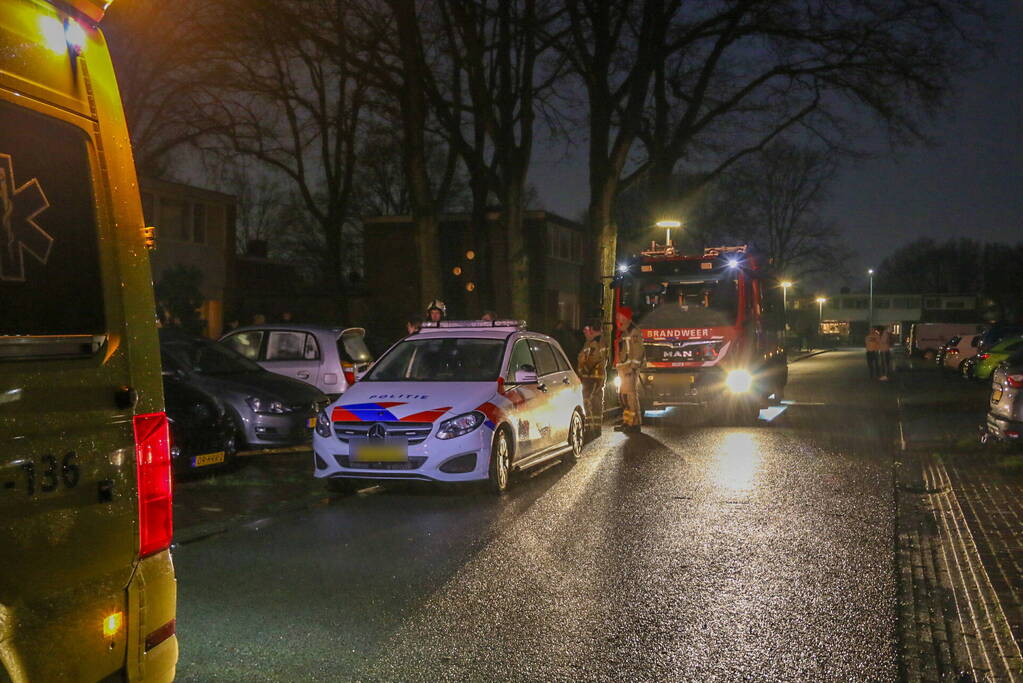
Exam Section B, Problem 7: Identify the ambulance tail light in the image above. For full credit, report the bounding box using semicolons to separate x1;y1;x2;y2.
134;412;173;558
341;361;356;386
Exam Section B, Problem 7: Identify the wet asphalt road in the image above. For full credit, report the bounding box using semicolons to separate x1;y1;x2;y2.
173;350;903;681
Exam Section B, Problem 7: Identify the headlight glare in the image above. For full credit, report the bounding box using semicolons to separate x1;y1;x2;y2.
436;411;485;440
725;369;753;393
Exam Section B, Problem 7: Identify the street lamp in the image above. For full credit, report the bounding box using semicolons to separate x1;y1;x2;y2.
780;281;793;340
867;268;875;328
655;219;681;247
816;296;827;350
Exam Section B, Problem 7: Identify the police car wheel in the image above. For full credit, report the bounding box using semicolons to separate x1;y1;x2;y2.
487;428;511;494
565;410;584;464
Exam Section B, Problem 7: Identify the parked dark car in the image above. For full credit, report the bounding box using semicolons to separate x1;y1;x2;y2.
159;330;328;449
983;349;1023;443
164;375;236;474
976;323;1023;352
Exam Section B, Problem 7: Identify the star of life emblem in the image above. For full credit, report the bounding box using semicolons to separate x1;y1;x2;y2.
0;154;53;282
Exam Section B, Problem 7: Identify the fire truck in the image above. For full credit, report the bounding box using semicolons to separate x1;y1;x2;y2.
610;243;788;424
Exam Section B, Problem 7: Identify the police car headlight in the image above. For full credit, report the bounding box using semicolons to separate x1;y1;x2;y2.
246;397;287;414
613;375;622;390
315;409;333;438
725;369;753;393
436;411;485;440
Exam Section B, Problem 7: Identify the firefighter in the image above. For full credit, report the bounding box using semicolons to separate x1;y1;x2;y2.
614;314;645;434
426;299;447;323
576;318;607;438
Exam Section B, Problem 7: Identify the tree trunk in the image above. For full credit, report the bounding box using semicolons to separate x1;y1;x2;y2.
323;215;349;322
588;179;617;322
390;0;441;310
503;182;530;322
467;173;490;316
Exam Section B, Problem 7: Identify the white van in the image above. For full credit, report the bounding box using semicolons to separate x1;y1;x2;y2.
910;323;982;359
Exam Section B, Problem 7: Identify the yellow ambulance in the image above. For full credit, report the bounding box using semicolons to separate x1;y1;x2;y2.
0;0;177;679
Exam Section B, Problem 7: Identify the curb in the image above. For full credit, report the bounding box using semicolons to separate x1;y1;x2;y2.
173;488;329;546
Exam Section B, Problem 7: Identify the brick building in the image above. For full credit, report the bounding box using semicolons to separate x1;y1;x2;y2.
359;211;590;339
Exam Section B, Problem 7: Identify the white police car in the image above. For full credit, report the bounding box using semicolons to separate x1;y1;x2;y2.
312;320;586;493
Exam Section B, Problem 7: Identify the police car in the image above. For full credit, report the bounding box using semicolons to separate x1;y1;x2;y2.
312;320;586;493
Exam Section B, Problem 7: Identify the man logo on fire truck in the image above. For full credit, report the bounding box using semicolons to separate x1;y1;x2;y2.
611;243;787;425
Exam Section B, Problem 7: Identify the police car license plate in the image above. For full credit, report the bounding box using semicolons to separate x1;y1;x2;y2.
352;442;408;463
193;451;225;467
993;386;1003;403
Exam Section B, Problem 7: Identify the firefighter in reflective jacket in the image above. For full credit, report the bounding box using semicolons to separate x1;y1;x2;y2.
577;318;607;437
615;315;644;433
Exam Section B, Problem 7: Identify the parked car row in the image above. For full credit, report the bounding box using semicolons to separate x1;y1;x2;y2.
163;318;592;494
160;323;378;476
940;324;1023;445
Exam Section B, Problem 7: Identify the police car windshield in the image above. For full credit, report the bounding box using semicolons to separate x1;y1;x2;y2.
631;277;739;328
363;337;505;382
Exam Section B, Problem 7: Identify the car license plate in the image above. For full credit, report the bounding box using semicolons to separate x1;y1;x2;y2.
192;451;225;468
352;442;408;463
307;417;317;428
992;387;1003;403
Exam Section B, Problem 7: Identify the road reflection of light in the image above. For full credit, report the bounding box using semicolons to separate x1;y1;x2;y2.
714;432;762;492
758;405;788;422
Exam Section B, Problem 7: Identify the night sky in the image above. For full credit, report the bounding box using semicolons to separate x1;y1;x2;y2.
532;1;1023;284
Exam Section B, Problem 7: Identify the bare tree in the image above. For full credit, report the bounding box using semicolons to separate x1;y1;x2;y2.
426;0;565;318
558;0;987;317
695;142;852;282
556;0;675;311
104;0;210;176
190;0;368;317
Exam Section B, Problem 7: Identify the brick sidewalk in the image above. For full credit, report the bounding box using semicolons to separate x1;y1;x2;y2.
943;458;1023;649
896;364;1023;680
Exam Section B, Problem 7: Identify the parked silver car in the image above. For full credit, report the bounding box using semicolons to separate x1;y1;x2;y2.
220;324;374;398
984;349;1023;443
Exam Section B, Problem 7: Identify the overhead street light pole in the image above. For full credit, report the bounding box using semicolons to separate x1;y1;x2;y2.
868;269;874;329
816;297;827;351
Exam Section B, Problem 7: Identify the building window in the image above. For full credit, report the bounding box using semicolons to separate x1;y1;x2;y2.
159;198;190;241
207;204;226;248
192;203;206;244
924;297;940;309
944;300;965;309
875;298;891;309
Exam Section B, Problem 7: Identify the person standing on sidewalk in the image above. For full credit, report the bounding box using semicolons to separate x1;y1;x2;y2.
877;325;893;381
865;327;880;379
614;315;645;434
576;319;607;439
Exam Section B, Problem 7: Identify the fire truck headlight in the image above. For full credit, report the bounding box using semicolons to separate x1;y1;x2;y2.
725;369;753;393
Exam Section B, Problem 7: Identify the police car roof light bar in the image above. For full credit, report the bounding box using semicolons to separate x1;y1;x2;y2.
421;320;526;329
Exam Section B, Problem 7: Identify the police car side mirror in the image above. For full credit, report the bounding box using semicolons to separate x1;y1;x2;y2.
514;366;538;384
